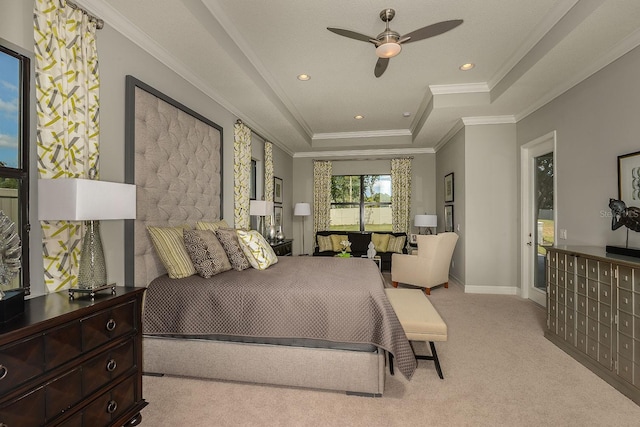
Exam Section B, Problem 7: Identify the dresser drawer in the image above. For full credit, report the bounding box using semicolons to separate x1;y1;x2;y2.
83;339;135;396
587;279;599;300
598;262;612;284
577;275;587;296
45;321;82;371
619;311;633;336
619;332;634;361
0;386;45;427
587;261;598;280
577;294;587;315
577;257;587;277
618;355;634;384
598;343;612;369
82;375;137;426
81;301;136;351
0;336;44;394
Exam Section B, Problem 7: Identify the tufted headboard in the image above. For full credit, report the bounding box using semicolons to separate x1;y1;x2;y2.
124;76;223;287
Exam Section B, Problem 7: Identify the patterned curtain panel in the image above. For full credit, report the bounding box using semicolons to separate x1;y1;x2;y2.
391;158;412;233
34;0;100;292
313;160;332;233
264;141;274;226
233;121;252;230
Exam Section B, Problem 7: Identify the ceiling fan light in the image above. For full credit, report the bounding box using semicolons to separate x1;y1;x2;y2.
376;42;401;58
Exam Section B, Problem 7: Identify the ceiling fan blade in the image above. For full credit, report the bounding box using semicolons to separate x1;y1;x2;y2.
327;27;377;43
401;19;463;44
374;58;389;78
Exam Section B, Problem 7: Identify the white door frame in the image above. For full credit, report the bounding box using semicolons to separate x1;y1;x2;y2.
520;131;557;306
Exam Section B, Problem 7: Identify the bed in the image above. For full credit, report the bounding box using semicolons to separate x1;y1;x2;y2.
124;76;416;396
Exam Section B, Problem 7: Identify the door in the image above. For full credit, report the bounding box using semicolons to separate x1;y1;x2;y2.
521;132;556;306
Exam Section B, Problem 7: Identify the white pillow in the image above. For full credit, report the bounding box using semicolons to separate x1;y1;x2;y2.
236;230;278;270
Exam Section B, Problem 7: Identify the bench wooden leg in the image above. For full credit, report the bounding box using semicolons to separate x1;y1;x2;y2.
392;281;398;288
423;287;431;295
415;341;444;379
444;282;449;289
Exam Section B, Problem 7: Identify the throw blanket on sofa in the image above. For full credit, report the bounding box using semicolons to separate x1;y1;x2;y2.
143;256;417;379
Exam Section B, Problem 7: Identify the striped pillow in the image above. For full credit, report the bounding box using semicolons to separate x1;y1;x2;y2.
147;226;196;279
317;235;333;252
387;235;406;253
196;219;230;232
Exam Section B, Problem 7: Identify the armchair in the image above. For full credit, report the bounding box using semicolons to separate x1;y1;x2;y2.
391;233;459;295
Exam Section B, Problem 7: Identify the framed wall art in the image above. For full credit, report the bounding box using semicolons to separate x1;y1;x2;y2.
444;172;454;203
444;205;454;232
618;150;640;207
274;176;283;204
274;205;283;228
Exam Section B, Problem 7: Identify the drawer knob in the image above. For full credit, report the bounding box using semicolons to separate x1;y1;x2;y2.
106;318;117;332
0;365;7;380
106;358;117;372
107;400;118;414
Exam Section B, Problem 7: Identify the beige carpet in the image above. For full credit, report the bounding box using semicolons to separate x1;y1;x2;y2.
140;278;640;426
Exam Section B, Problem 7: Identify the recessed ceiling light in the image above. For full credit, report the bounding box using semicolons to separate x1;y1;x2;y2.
354;115;364;120
459;63;475;71
297;74;310;81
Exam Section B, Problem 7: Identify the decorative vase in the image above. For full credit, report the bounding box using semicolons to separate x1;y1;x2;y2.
276;226;285;241
267;225;277;242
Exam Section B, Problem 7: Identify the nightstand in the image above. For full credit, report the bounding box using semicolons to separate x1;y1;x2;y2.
270;239;293;256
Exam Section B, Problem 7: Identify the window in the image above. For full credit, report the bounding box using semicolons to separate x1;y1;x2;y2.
330;175;391;231
0;40;30;293
250;159;257;200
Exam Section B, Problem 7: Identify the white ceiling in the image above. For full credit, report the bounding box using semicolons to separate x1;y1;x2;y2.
79;0;640;156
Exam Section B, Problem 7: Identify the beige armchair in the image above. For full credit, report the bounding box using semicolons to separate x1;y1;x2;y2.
391;232;459;295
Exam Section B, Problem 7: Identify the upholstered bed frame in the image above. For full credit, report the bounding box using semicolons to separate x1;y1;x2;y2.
124;76;386;396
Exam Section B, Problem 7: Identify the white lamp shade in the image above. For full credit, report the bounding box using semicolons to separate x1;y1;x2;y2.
250;200;274;216
38;179;136;221
294;202;311;216
414;214;437;228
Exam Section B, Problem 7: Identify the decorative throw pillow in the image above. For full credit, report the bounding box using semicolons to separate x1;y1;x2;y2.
196;219;230;232
371;233;391;253
147;226;196;279
330;234;350;252
317;235;333;252
183;229;232;278
387;235;406;254
215;228;250;271
236;230;278;270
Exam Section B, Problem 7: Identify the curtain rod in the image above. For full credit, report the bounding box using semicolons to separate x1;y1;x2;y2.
236;119;268;144
67;1;104;29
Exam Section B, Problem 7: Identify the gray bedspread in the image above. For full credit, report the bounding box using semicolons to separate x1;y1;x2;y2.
143;256;417;379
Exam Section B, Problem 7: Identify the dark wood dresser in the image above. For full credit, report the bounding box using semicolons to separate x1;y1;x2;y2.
270;239;293;256
0;287;147;426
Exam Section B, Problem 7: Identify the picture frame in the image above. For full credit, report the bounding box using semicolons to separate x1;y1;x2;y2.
409;233;417;244
617;150;640;208
274;205;283;228
444;205;454;232
274;176;283;204
444;172;454;203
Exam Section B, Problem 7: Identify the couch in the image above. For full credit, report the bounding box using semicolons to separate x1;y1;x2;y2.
313;230;408;271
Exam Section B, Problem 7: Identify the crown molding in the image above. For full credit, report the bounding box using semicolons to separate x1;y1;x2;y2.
433;120;465;153
293;147;435;158
461;116;517;126
429;83;490;95
312;129;412;140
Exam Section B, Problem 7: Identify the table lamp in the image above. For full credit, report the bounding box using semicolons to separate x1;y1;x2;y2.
294;202;311;255
250;200;274;238
415;214;437;234
38;178;136;292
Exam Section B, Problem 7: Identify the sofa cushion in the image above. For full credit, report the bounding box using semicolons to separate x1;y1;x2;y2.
348;232;371;253
372;233;391;253
330;234;349;252
317;235;333;252
387;234;406;253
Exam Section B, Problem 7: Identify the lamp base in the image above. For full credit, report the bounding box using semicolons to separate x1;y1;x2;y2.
78;220;107;289
69;283;116;300
0;288;25;324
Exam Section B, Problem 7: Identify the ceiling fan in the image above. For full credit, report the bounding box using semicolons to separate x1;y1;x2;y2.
327;9;463;78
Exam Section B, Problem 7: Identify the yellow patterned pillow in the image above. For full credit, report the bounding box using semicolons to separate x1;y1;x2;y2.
372;233;391;253
196;219;230;232
387;235;406;253
236;230;278;270
148;226;196;278
330;234;350;252
317;235;333;252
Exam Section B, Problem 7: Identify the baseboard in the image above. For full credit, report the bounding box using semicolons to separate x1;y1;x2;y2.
464;285;519;295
